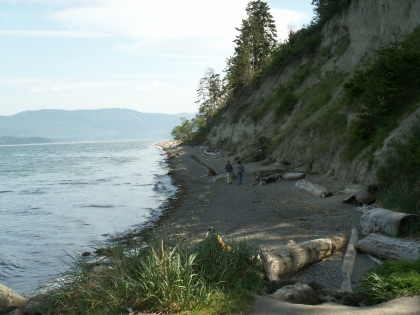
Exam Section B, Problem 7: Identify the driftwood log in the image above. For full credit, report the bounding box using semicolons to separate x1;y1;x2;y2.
260;235;348;281
282;173;306;180
340;228;359;293
356;233;420;262
254;168;285;180
295;179;333;198
190;155;217;176
360;208;419;237
258;173;284;185
342;184;378;204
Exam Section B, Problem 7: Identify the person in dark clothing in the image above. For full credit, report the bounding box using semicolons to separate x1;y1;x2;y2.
236;160;245;185
225;160;233;184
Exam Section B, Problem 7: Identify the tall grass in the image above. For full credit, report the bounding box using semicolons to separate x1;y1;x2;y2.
36;230;264;315
362;258;420;305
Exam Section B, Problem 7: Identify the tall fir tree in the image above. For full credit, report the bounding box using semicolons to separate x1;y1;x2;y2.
225;0;277;93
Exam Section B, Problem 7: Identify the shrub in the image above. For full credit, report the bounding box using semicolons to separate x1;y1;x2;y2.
362;258;420;305
375;118;420;216
343;26;420;156
36;231;264;315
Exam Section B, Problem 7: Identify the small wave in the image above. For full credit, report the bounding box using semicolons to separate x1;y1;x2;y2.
82;204;115;208
20;189;46;195
0;190;12;193
59;181;91;186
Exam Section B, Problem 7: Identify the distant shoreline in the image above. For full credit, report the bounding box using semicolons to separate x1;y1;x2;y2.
0;136;53;146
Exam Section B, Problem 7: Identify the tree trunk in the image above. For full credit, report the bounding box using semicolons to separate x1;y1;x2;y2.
295;179;333;198
360;208;419;237
342;185;378;204
355;233;420;262
282;173;305;180
340;228;359;293
260;173;284;184
260;235;348;281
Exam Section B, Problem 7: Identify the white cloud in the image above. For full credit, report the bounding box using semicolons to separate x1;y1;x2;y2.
116;36;232;59
47;1;309;40
0;30;113;38
135;85;150;92
30;88;44;93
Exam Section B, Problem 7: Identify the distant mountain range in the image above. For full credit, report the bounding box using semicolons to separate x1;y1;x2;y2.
0;109;196;143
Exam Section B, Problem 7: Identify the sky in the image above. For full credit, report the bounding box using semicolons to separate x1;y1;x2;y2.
0;0;315;116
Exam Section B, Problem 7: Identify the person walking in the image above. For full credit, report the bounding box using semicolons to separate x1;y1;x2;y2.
225;160;233;184
236;160;245;185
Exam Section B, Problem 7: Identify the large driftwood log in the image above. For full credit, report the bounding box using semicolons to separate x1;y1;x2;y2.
254;168;286;180
360;208;419;236
342;185;378;204
259;173;284;185
295;179;332;198
340;228;359;293
190;155;217;176
260;235;348;281
356;233;420;262
282;172;305;180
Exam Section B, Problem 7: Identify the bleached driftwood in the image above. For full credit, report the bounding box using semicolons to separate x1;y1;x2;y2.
367;254;382;265
353;204;378;213
355;184;378;204
282;172;305;180
210;173;237;183
260;235;348;281
254;168;286;181
356;233;420;262
203;150;221;155
259;173;284;185
360;208;419;236
342;185;378;204
295;179;333;198
340;228;359;293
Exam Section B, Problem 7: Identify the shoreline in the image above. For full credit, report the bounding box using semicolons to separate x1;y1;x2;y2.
137;142;378;289
4;141;419;315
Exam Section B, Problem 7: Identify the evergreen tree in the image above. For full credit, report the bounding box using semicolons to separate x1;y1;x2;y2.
225;0;277;92
195;67;226;122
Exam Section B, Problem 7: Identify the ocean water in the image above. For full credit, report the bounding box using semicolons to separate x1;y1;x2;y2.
0;140;176;295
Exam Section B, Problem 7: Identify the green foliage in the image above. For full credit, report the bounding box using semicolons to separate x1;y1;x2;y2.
343;26;420;158
172;117;202;143
225;0;277;94
362;258;420;305
312;0;352;26
196;67;226;122
333;34;350;58
265;24;322;77
375;119;420;215
275;89;298;118
37;231;264;315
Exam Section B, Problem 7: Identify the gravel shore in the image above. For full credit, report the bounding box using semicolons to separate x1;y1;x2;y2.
128;142;419;314
151;143;376;291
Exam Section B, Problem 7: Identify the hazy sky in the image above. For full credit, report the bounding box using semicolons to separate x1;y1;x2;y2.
0;0;314;116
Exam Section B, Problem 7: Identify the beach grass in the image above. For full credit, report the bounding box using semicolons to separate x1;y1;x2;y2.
361;258;420;305
35;230;265;314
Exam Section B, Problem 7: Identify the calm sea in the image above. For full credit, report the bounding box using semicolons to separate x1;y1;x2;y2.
0;140;176;295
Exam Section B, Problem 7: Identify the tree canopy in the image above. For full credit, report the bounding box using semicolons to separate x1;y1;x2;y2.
225;0;277;93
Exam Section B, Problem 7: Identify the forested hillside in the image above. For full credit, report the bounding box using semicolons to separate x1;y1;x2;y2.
0;109;195;141
172;0;420;215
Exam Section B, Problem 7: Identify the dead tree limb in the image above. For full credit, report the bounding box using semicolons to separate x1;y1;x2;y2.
340;228;359;293
295;179;333;198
